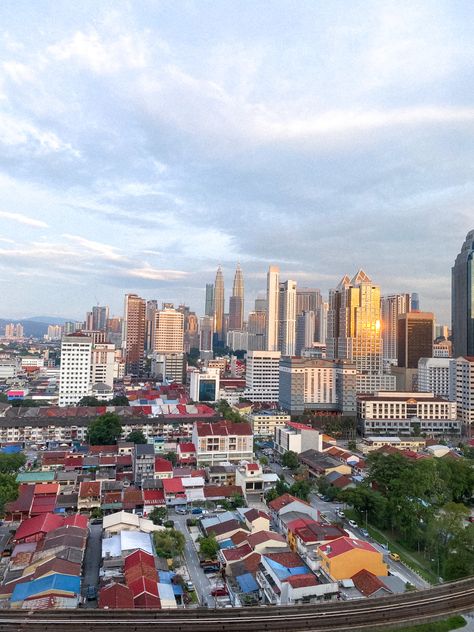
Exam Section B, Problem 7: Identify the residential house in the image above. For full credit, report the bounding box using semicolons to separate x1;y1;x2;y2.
192;420;253;464
318;537;388;581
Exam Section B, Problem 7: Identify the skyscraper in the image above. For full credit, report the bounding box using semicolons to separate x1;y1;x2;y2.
295;310;316;355
199;316;214;353
229;264;244;331
381;293;412;366
154;305;184;354
266;265;280;351
278;280;297;356
123;294;146;376
145;300;158;351
452;230;474;357
397;312;434;369
92;305;109;331
214;267;225;344
247;310;266;351
205;283;214;317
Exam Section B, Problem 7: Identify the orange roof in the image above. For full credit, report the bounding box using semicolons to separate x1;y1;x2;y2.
34;483;59;495
319;536;379;559
267;493;310;512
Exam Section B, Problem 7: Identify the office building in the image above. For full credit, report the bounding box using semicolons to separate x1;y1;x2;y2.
435;324;450;340
357;391;459;436
189;367;220;402
244;350;281;402
278;280;297;356
64;321;84;335
199;316;213;354
226;330;248;351
418;357;451;398
434;340;452;358
449;357;474;433
205;283;214;318
154;305;184;354
106;317;123;348
266;266;280;351
255;295;267;312
145;300;158;351
452;230;474;357
90;343;115;391
246;410;291;438
184;311;199;352
247;310;266;352
317;301;329;344
58;333;93;407
123;294;146;376
91;305;109;331
151;352;185;384
397;312;434;368
228;264;244;331
279;357;357;415
296;310;315;355
213;267;225;344
381;293;412;365
274;421;322;456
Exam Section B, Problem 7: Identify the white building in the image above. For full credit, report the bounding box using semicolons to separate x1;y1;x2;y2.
227;330;248;351
247;410;290;437
278;280;297;356
192;419;253;464
449;357;474;430
154;306;184;354
0;359;20;379
356;373;396;394
21;357;44;369
358;391;459;436
189;368;220;403
418;357;451;398
244;350;281;403
274;421;322;456
91;343;115;390
266;266;280;352
58;334;93;407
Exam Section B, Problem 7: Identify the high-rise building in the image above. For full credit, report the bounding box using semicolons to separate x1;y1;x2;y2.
228;264;244;331
205;283;214;318
381;294;412;365
452;230;474;357
4;323;24;339
317;301;329;344
265;266;280;352
397;312;434;369
106;317;123;348
46;325;63;340
185;311;199;353
58;333;93;407
214;267;225;344
255;295;267;312
145;300;158;351
90;343;115;390
199;316;213;353
418;357;451;398
154;305;184;354
296;287;321;343
295;310;315;355
123;294;146;376
278;280;297;356
92;305;109;331
248;310;266;352
244;350;281;402
64;321;84;335
449;357;474;434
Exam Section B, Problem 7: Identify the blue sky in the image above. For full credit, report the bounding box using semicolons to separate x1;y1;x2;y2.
0;0;472;322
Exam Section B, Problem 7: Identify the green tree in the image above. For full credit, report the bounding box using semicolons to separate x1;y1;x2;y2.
90;507;103;519
153;528;186;559
282;450;299;470
87;413;122;445
109;395;129;406
0;452;26;473
149;506;168;525
0;473;19;514
259;456;269;466
289;479;312;502
347;440;357;452
163;451;177;466
198;534;219;558
78;396;101;407
126;430;147;444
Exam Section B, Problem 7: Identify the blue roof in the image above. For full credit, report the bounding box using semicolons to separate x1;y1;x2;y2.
11;574;81;602
1;445;22;454
158;571;174;583
265;558;308;581
237;573;259;594
218;539;234;549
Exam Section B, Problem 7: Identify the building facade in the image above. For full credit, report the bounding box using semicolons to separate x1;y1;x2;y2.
244;351;281;403
123;294;146;376
266;266;280;352
452;230;474;357
58;334;93;407
418;357;451;398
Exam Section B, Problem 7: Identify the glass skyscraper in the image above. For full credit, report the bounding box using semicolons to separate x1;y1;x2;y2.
452;230;474;358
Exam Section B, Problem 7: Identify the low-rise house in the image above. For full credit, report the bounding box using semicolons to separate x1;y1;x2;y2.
124;549;161;608
192;420;254;464
207;465;236;486
235;463;278;500
133;444;155;485
237;507;270;533
298;450;352;477
351;569;404;598
99;582;135;609
286;518;347;556
177;442;196;465
154;457;173;480
267;493;318;534
13;514;64;543
10;573;81;609
182;476;205;502
206;518;244;543
162;478;186;507
143;490;166;517
122;488;144;514
318;537;388;581
78;481;101;512
103;511;164;535
203;484;243;502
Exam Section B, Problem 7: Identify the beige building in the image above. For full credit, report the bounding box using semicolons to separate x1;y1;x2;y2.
154;305;184;354
247;411;290;437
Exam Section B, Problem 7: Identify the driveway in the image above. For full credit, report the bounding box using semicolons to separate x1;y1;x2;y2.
82;523;103;607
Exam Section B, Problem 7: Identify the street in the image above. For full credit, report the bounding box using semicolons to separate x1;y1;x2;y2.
82;523;103;607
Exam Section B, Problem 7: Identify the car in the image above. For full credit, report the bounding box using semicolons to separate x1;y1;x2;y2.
211;586;228;597
348;520;358;528
336;510;345;519
86;585;97;601
202;565;220;574
360;528;369;537
191;508;203;515
321;496;330;502
186;581;195;591
175;507;187;515
389;552;401;562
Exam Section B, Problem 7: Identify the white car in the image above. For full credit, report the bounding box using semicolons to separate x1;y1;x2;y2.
348;519;358;528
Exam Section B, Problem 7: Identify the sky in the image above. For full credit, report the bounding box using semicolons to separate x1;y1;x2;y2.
0;0;473;323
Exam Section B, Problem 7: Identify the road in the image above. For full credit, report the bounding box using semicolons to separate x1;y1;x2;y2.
174;512;213;606
82;524;103;606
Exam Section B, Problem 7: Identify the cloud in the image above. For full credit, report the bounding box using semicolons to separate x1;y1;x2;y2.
0;210;48;228
126;267;189;281
62;234;129;262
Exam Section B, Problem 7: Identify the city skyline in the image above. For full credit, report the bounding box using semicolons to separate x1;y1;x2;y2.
0;2;473;322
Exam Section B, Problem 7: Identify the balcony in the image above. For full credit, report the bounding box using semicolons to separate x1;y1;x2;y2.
256;570;278;605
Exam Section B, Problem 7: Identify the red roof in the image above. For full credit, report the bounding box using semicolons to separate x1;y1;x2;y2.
89;445;118;455
247;530;285;547
14;513;63;541
128;576;159;599
178;442;195;453
286;421;315;431
265;551;305;568
286;573;318;588
64;455;84;468
195;420;252;437
116;455;132;466
99;583;135;609
222;543;252;562
155;458;173;473
124;549;155;570
64;514;89;529
320;536;379;558
99;456;116;466
162;478;185;494
143;490;165;505
352;569;388;596
34;483;59;495
268;493;310;512
30;496;57;515
5;484;34;515
79;481;101;498
246;463;260;471
134;592;161;608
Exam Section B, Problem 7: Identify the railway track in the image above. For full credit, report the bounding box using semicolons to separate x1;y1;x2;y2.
0;576;472;632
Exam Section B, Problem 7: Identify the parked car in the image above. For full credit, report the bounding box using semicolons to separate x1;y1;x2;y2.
186;581;195;591
211;586;228;597
203;565;220;574
336;510;345;519
360;528;369;537
348;520;358;528
389;552;401;562
191;508;203;515
175;507;187;515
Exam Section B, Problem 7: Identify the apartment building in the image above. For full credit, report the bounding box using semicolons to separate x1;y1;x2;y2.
192;420;253;464
244;351;281;403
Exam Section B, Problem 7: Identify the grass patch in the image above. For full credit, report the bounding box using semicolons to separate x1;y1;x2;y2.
381;614;466;632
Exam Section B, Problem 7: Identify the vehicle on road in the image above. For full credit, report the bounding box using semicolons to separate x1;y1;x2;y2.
202;564;220;573
348;519;358;528
186;581;195;591
389;552;401;562
191;507;203;515
211;586;228;597
175;506;187;514
336;510;345;518
360;528;369;537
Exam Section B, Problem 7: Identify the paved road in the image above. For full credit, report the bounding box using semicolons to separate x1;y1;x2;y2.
82;524;103;607
174;512;213;606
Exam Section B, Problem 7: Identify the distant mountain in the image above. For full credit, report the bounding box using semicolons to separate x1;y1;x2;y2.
23;316;71;325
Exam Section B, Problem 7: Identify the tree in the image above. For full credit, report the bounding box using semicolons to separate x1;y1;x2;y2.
216;399;245;424
153;528;185;559
0;452;26;474
127;430;147;444
90;507;103;519
78;396;101;407
259;456;269;466
289;480;312;502
109;395;129;406
282;450;299;470
198;534;219;558
163;452;177;466
87;413;122;445
0;473;19;514
149;507;168;525
347;440;357;452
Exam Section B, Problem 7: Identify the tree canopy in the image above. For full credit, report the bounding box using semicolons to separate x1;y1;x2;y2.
148;507;168;525
153;528;185;559
78;396;102;407
109;395;129;406
126;430;147;444
86;413;122;445
0;452;26;474
0;473;19;515
199;534;219;558
281;450;299;470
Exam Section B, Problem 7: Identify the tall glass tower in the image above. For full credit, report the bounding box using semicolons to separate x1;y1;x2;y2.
452;230;474;357
214;267;225;344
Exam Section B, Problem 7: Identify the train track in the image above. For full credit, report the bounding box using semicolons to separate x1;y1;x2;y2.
0;577;472;632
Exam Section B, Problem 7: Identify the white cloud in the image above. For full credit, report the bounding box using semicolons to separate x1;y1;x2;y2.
0;112;80;156
0;210;48;228
126;267;188;281
62;234;129;262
